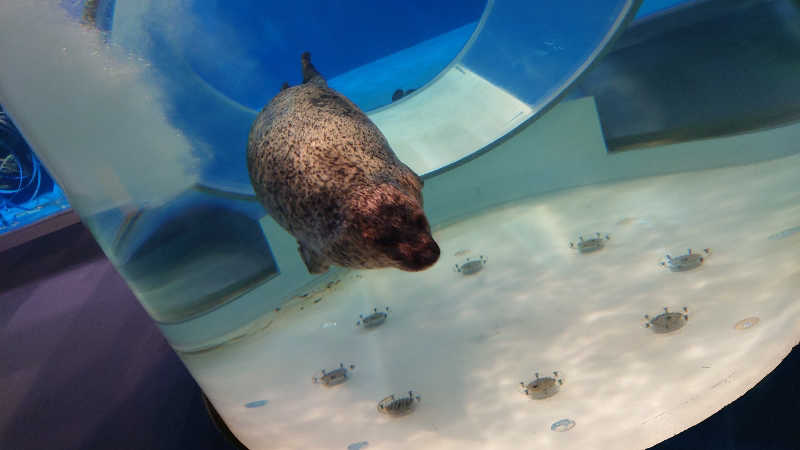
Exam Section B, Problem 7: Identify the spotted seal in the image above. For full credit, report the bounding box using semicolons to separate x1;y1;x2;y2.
247;52;440;274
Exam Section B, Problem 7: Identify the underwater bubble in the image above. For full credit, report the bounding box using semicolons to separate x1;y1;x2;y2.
347;442;368;450
245;400;268;408
734;317;760;330
551;418;576;432
322;321;337;329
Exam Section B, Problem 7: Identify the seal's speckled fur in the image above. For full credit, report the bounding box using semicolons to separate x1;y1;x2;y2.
247;52;440;274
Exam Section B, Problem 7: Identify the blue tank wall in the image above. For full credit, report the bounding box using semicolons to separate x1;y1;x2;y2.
0;0;689;236
182;0;487;110
635;0;691;18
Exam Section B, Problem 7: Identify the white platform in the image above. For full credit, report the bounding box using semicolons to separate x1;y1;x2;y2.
182;117;800;449
370;64;532;176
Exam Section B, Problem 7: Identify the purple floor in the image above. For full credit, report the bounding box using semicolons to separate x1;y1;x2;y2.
0;223;237;450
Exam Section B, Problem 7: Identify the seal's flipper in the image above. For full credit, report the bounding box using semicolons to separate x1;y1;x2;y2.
301;52;327;87
281;82;290;91
298;241;330;274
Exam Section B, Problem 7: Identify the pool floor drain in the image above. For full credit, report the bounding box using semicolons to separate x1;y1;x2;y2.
454;255;487;275
520;371;563;399
245;400;268;408
551;418;576;432
356;307;390;329
644;307;689;334
377;391;421;417
569;232;610;253
734;317;760;330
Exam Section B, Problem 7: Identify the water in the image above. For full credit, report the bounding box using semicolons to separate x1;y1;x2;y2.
0;105;70;235
182;111;800;449
1;0;799;449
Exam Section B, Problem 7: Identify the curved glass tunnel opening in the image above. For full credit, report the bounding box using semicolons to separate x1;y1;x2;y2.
111;0;487;113
1;0;800;449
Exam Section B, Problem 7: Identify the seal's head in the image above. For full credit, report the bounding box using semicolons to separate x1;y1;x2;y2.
353;183;440;271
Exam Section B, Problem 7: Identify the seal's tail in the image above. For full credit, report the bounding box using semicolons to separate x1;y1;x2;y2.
301;51;327;87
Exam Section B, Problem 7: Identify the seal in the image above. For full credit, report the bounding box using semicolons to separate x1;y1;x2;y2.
247;52;440;274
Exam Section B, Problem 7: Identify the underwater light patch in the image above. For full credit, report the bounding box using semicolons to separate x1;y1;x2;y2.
551;419;575;432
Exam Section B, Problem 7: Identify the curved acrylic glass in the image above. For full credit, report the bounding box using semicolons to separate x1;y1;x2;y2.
6;1;800;450
0;0;642;335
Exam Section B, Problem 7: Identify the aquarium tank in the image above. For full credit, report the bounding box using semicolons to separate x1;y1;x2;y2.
1;0;799;449
0;104;70;236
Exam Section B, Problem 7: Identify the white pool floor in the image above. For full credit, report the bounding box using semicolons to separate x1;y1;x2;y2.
182;152;800;450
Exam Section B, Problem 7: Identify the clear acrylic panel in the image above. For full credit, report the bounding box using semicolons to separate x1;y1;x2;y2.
3;0;800;449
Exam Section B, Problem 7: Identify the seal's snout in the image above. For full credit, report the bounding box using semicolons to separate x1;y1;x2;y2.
362;198;440;272
391;234;439;272
396;208;440;271
394;218;440;271
408;237;440;271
